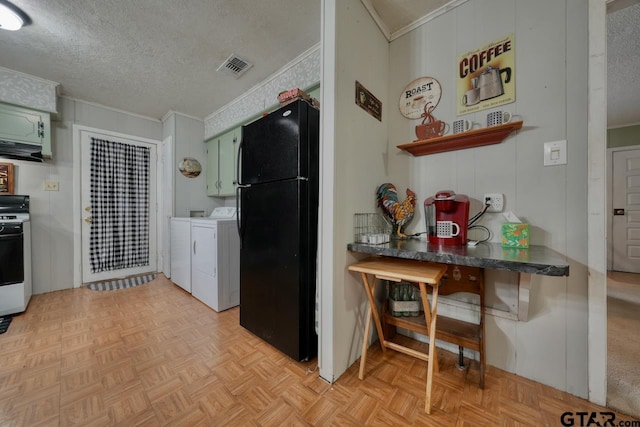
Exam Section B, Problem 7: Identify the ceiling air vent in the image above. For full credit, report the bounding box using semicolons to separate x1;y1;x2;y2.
217;54;253;79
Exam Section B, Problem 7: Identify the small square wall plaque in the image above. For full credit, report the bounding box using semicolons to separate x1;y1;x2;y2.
355;81;382;122
0;162;14;194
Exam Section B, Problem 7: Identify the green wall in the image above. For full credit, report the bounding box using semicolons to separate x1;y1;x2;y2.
608;124;640;148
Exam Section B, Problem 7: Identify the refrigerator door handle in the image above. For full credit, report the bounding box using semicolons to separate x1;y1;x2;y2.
236;185;244;245
236;138;244;186
235;132;246;245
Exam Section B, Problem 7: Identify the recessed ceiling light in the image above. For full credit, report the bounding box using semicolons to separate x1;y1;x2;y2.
0;0;30;31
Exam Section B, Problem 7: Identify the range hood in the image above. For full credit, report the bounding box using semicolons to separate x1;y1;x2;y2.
0;139;43;162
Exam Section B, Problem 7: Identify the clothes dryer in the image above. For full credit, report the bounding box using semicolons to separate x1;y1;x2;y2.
190;207;239;311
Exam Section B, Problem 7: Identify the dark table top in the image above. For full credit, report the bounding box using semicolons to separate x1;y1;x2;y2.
347;238;569;277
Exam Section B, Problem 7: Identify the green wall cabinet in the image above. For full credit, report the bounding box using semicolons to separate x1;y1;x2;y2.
205;84;319;197
0;102;52;158
307;85;320;100
207;127;240;197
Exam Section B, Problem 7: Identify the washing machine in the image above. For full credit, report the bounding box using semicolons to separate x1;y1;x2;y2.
190;207;239;312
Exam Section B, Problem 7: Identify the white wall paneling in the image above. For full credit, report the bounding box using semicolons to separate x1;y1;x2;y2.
587;0;608;405
323;0;391;381
379;0;590;398
164;112;221;218
318;0;337;383
13;97;162;294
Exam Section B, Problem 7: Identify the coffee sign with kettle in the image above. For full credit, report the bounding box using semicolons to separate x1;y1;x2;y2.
457;34;515;116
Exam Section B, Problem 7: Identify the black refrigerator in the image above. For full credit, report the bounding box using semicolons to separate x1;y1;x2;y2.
236;99;319;361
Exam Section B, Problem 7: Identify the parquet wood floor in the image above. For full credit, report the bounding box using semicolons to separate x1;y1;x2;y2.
0;274;636;426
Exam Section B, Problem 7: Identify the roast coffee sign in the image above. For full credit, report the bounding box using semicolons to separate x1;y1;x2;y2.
399;77;442;120
457;34;515;116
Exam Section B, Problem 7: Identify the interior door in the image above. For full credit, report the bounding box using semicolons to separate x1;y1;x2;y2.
80;128;158;283
612;148;640;273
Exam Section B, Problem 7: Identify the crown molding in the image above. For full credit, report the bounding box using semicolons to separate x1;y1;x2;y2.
60;95;161;123
360;0;391;41
161;110;204;123
360;0;471;42
607;0;640;13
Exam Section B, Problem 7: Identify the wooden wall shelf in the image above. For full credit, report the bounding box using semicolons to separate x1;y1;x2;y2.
397;121;523;156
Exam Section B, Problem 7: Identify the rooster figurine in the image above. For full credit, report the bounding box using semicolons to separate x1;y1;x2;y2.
376;183;416;238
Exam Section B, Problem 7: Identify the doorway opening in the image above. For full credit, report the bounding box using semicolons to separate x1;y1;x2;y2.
605;0;640;417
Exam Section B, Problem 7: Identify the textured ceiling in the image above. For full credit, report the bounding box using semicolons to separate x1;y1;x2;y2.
607;1;640;128
1;0;456;120
0;0;321;119
1;1;635;126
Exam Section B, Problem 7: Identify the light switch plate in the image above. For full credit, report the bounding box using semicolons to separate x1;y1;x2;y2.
544;140;567;166
44;180;59;191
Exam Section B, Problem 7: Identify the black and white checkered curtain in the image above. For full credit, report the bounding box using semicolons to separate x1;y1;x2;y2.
89;137;150;273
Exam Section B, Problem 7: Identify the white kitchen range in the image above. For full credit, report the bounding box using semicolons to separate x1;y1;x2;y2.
170;207;239;312
0;195;32;316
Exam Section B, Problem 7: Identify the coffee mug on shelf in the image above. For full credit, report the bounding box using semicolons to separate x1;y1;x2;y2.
487;110;512;127
453;119;472;134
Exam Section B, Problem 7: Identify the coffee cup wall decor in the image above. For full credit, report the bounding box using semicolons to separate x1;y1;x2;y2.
462;88;480;106
416;120;448;140
486;110;512;127
453;119;473;134
415;102;448;140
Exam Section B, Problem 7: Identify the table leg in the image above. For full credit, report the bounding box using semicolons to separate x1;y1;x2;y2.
419;283;439;373
360;273;387;353
420;281;440;414
359;278;374;380
358;273;386;380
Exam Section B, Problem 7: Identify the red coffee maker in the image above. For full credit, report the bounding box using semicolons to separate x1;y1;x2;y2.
424;190;470;246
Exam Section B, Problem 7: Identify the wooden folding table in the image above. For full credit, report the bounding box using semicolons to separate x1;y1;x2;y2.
348;256;447;414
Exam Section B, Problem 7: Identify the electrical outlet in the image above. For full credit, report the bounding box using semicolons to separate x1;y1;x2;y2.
484;193;504;212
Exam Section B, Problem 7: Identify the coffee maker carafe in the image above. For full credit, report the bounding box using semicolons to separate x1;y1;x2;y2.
424;190;470;246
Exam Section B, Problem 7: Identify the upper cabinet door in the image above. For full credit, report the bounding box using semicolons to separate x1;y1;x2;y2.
0;102;51;157
206;138;220;196
206;127;239;197
306;85;320;100
218;129;237;197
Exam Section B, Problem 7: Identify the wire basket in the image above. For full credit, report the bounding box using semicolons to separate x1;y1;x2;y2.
354;213;391;244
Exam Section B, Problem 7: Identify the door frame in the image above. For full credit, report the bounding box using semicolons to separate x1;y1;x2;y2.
607;144;640;271
161;135;174;277
72;124;163;288
587;0;607;405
